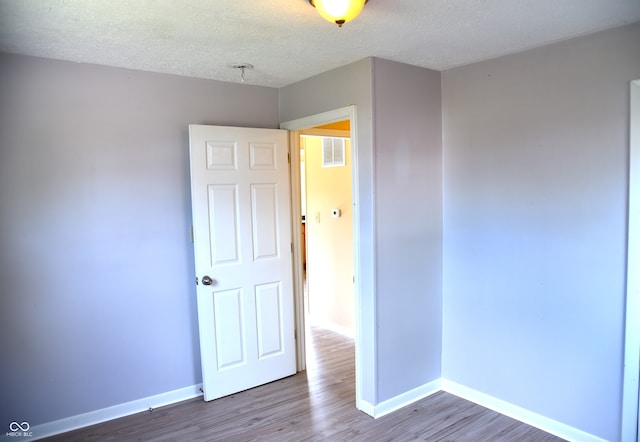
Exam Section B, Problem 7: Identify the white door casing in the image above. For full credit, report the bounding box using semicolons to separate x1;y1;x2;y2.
622;79;640;442
280;105;370;414
188;124;295;401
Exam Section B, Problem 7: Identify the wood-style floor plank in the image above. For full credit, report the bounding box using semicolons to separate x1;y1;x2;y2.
45;327;565;441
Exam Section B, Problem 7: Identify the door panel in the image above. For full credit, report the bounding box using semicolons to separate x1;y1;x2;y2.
189;124;295;401
251;184;279;260
208;184;240;265
255;281;284;358
213;288;245;370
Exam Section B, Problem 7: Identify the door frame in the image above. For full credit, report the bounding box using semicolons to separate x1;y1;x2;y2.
280;105;363;406
622;79;640;442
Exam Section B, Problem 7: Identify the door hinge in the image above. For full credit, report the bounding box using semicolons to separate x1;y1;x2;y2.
195;276;199;286
189;225;194;243
291;242;294;254
288;152;291;164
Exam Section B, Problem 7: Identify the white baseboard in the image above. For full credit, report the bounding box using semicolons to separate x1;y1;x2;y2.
441;379;607;442
30;383;203;441
356;399;376;417
371;379;442;419
24;379;608;441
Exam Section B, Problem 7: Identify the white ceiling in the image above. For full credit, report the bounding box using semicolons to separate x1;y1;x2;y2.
1;0;639;88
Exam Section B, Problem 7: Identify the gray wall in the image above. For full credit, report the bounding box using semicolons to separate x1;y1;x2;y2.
0;53;280;426
280;58;378;404
441;22;640;441
3;21;637;437
371;58;442;401
280;58;443;405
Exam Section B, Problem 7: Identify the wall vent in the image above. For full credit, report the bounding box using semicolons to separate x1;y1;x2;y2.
322;137;346;167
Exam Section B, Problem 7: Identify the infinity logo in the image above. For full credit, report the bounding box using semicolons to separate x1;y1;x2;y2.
9;421;30;432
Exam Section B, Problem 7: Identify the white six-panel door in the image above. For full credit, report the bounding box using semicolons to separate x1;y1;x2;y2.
188;125;295;401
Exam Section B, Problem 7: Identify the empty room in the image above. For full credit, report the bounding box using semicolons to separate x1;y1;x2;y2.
1;1;639;441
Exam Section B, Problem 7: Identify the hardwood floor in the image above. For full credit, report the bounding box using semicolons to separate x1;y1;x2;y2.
46;327;565;441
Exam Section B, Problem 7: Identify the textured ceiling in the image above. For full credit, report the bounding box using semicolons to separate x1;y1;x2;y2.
0;0;639;88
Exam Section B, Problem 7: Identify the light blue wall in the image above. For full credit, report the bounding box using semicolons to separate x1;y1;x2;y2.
371;58;442;400
441;22;640;441
0;53;280;426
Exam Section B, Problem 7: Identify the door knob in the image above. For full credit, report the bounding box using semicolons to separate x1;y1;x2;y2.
202;276;215;286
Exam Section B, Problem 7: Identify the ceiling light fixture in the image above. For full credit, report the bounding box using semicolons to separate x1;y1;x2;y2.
308;0;369;27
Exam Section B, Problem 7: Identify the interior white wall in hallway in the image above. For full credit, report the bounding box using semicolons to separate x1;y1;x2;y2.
442;22;640;441
303;135;354;333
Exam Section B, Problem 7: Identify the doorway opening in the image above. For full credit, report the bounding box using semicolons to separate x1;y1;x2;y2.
300;124;354;337
280;105;364;411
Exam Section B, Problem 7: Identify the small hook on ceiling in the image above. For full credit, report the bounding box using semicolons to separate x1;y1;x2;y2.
232;63;254;82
